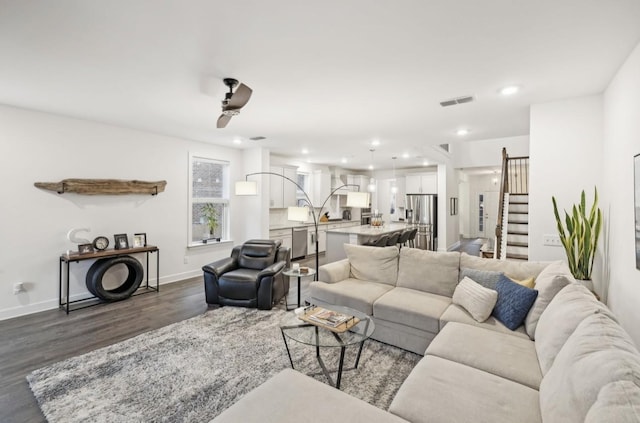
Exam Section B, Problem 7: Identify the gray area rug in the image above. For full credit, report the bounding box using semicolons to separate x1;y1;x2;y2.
27;307;421;423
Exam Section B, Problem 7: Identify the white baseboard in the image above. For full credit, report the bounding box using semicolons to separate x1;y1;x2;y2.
0;270;203;322
447;241;461;252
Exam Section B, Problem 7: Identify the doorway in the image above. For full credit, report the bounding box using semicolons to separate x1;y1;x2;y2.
478;191;499;238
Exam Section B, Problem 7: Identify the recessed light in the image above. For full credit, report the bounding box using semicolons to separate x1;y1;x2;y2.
232;138;242;145
301;148;309;154
402;153;410;159
500;85;519;96
371;139;380;146
422;160;429;166
341;157;348;164
368;164;374;170
456;129;469;136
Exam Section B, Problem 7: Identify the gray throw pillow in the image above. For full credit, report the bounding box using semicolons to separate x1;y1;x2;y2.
459;267;503;290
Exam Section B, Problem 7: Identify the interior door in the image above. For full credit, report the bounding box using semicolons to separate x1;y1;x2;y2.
481;191;499;239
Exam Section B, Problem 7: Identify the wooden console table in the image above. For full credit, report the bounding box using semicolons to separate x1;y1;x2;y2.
59;246;160;314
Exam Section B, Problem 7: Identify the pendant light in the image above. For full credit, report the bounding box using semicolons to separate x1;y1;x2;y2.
390;156;398;194
367;149;376;192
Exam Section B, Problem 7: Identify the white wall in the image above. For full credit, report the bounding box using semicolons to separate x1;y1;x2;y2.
437;163;459;250
602;41;640;345
453;135;530;169
529;95;603;267
0;105;255;320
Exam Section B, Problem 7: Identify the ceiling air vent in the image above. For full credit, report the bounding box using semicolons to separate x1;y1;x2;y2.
249;136;266;141
439;143;450;152
439;95;475;107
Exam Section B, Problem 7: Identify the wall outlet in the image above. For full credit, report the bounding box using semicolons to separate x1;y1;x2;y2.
543;234;562;246
183;256;189;264
13;282;24;294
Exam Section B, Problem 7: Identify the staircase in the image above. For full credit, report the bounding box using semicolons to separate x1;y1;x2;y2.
505;194;529;260
496;149;530;261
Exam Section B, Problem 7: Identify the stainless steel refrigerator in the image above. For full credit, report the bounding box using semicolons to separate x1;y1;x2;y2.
405;194;437;250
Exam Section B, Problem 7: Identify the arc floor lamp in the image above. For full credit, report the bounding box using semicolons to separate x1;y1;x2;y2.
235;172;370;279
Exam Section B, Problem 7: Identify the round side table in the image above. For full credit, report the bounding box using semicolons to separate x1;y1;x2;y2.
282;267;316;310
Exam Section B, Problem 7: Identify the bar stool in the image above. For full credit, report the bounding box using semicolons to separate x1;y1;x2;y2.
397;229;412;249
386;232;400;247
407;228;418;248
373;235;390;247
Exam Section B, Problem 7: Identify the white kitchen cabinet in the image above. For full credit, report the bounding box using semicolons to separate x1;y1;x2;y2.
269;228;292;250
269;166;298;208
318;228;327;252
405;173;437;194
312;170;331;205
308;229;318;256
346;175;366;191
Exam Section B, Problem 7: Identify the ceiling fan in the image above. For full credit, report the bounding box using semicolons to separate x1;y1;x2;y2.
217;78;252;128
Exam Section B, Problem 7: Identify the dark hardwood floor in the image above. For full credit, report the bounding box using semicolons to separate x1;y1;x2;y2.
0;254;324;423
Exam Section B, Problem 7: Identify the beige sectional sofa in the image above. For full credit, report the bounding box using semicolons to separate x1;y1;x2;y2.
213;246;640;422
310;245;552;354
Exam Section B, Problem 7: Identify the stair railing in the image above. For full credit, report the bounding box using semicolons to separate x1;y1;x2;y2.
495;148;530;259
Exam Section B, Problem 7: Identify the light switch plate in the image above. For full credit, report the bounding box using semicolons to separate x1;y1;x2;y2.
543;234;562;246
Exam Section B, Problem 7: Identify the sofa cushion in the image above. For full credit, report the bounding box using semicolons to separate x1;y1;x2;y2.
492;275;538;331
459;267;502;289
396;249;460;297
451;276;497;322
460;252;548;280
426;322;542;389
309;278;394;316
373;287;451;334
524;261;575;339
440;304;530;339
389;355;541;423
509;275;535;288
211;369;409;423
535;283;617;375
344;244;399;286
585;381;640;423
539;313;640;423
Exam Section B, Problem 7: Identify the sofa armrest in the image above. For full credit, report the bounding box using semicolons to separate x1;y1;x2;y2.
202;257;237;277
319;259;350;283
258;260;286;279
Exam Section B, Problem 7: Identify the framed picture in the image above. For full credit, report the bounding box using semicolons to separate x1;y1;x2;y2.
78;243;94;255
634;154;640;270
133;233;147;248
114;233;129;250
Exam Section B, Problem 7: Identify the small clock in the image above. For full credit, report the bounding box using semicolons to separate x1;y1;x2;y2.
93;236;110;251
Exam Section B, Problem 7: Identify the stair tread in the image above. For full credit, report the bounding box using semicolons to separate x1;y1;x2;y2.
508;231;529;235
508;221;528;225
507;242;529;247
509;211;528;214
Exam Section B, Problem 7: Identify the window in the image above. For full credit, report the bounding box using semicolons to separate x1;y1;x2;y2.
188;154;230;245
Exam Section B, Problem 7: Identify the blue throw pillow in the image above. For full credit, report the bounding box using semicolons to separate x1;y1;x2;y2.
459;267;503;290
492;275;538;330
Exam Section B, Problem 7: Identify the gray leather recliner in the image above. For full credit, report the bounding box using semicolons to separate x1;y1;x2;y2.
202;239;291;310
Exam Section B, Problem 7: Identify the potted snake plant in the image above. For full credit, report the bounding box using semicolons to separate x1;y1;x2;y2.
552;187;603;282
202;203;220;242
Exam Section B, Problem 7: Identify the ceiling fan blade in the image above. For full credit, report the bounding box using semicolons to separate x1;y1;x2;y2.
217;114;232;128
226;83;252;109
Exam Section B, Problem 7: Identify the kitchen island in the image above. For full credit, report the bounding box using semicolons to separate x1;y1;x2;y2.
325;223;408;263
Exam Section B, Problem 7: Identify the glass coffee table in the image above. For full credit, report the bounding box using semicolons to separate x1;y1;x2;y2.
279;304;375;389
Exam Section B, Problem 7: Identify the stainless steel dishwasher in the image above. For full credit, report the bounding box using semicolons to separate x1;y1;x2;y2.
291;227;308;259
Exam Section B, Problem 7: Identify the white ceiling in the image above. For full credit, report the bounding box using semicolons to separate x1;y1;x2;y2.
1;1;640;170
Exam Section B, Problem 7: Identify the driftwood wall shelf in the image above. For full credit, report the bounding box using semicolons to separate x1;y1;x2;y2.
34;179;167;195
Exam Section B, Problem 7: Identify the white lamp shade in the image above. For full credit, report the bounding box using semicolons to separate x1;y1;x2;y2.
235;180;258;196
346;191;370;208
287;206;309;222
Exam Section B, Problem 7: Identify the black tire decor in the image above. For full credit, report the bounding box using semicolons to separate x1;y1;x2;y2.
86;256;144;301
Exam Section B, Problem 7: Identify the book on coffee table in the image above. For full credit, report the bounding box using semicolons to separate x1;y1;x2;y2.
299;306;360;332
